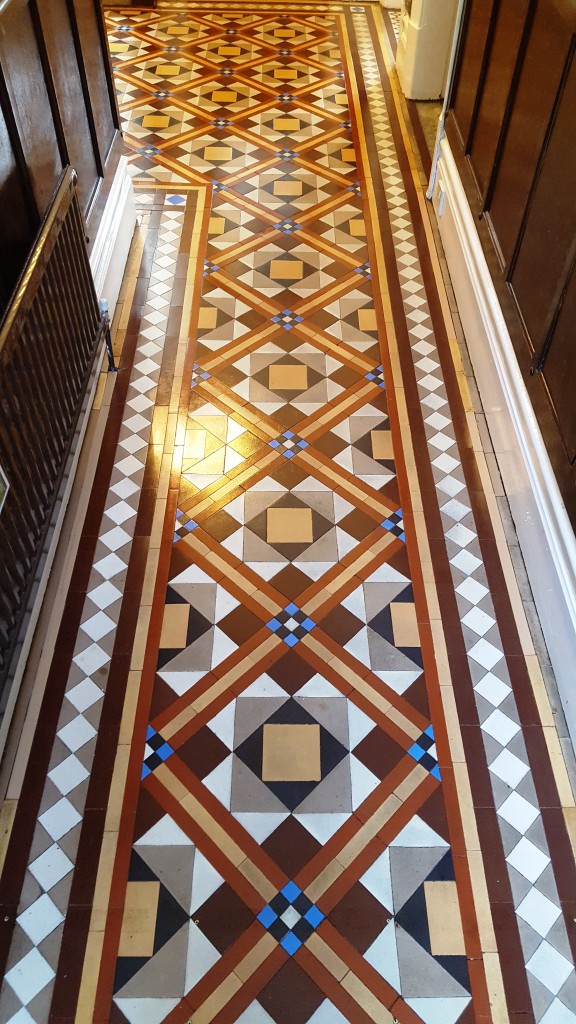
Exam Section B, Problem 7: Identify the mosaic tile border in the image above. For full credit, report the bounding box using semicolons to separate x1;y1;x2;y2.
347;7;576;1023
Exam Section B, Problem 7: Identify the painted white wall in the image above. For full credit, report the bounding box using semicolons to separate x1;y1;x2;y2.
396;0;459;99
433;137;576;748
90;155;136;318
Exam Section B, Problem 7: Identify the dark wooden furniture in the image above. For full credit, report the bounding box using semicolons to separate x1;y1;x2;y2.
446;0;576;524
0;0;119;315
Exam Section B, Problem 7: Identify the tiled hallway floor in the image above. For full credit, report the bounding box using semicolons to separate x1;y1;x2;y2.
1;4;576;1023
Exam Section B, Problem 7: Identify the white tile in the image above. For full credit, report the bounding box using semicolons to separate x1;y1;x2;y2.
115;455;144;477
134;357;160;374
482;709;520;746
456;577;489;605
87;580;122;610
539;999;576;1024
450;549;482;575
4;1008;36;1024
39;797;82;841
421;391;447;411
468;638;503;671
5;948;55;1005
57;714;97;753
441;498;470;522
429;432;455;453
507;838;550;884
105;500;137;526
139;338;163;354
474;673;510;707
131;375;157;395
127;393;154;413
73;643;109;676
111;477;140;501
307;1000;352;1024
29;843;73;891
461;606;495;637
123;413;150;434
431;452;459;474
233;1001;275;1024
17;894;64;945
100;526;131;552
48;754;89;795
517;887;561;936
81;611;115;643
94;552;127;580
436;475;465;498
66;677;103;713
425;412;451;431
119;433;148;455
498;792;540;834
489;748;530;788
280;906;300;928
445;523;476;549
527;940;573;995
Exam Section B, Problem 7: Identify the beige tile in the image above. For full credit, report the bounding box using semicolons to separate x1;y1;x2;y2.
274;27;295;36
274;117;299;131
268;363;308;390
156;602;188;651
424;880;465;955
192;973;242;1024
370;429;393;460
341;973;394;1022
235;933;277;983
390;602;419;647
273;180;303;197
306;933;348;981
341;147;356;162
184;428;206;461
208;219;226;238
350;219;366;238
118;881;160;957
267;507;313;543
238;857;278;903
218;45;241;55
274;68;298;80
142;114;170;128
269;259;304;281
204;146;233;161
212;89;237;102
155;64;181;76
262;723;321;781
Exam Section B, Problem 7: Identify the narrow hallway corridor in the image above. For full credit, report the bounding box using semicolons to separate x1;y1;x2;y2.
1;3;575;1023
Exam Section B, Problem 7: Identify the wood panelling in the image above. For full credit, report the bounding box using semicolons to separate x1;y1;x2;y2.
510;49;576;353
69;0;118;169
469;0;531;197
489;2;570;266
0;0;63;218
448;0;576;522
0;0;119;316
542;263;576;463
0;105;37;305
35;0;100;213
451;0;495;149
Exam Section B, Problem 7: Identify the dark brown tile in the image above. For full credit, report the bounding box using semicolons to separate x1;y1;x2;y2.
259;958;325;1024
194;882;254;954
262;817;322;878
328;881;391;954
177;725;230;781
353;726;406;781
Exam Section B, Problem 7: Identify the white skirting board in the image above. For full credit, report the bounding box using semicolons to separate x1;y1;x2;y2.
432;137;576;746
90;154;136;317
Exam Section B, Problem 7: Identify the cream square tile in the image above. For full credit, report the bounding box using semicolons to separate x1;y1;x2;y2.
262;724;321;781
267;507;313;543
268;364;308;390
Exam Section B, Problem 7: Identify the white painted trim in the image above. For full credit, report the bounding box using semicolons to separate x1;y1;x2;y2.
433;137;576;745
90;154;136;318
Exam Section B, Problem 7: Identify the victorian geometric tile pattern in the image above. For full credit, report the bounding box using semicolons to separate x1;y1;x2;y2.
0;5;574;1024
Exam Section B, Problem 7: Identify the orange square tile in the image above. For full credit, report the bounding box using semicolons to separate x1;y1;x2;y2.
370;429;393;460
268;363;308;390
